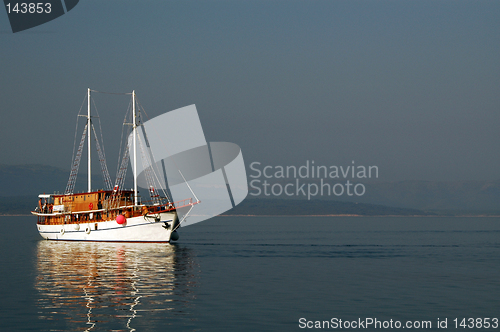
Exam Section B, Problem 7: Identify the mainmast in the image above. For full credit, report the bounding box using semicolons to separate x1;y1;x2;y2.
133;90;138;206
87;88;91;193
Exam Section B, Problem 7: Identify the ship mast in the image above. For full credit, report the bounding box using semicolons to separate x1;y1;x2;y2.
87;88;91;193
133;90;138;206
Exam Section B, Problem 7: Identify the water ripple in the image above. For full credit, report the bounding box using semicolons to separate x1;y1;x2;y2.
35;242;199;331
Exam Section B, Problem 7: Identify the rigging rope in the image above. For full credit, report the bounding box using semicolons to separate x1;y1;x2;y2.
90;98;114;191
65;124;88;195
115;97;133;180
137;133;162;205
114;140;130;194
133;99;172;203
70;94;87;167
134;96;188;204
91;124;113;191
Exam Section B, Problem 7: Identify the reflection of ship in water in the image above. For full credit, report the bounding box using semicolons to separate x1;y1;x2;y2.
35;241;198;331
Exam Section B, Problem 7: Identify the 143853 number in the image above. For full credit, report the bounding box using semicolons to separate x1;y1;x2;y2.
6;3;52;14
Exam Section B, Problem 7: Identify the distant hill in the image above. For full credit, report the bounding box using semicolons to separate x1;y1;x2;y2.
222;198;430;216
2;164;500;215
0;196;36;215
0;165;431;216
0;164;69;196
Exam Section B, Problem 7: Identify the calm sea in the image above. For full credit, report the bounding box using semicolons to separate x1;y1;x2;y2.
0;216;499;331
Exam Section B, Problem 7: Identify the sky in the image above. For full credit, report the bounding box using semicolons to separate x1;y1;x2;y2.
1;0;499;182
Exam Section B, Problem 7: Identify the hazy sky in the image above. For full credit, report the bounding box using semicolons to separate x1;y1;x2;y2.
1;0;499;182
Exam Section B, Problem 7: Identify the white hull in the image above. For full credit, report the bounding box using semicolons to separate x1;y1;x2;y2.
37;212;177;242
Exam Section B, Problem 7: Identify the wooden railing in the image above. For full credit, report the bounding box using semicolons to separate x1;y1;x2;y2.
144;198;199;214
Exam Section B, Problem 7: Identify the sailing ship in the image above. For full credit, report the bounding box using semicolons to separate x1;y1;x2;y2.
32;88;248;242
32;89;199;242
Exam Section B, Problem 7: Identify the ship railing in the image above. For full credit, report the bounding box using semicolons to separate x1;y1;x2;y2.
143;198;199;214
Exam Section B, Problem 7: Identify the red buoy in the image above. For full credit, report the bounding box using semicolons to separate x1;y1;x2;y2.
116;215;126;224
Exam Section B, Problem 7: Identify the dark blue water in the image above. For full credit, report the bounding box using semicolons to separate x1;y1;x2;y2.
1;216;499;331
